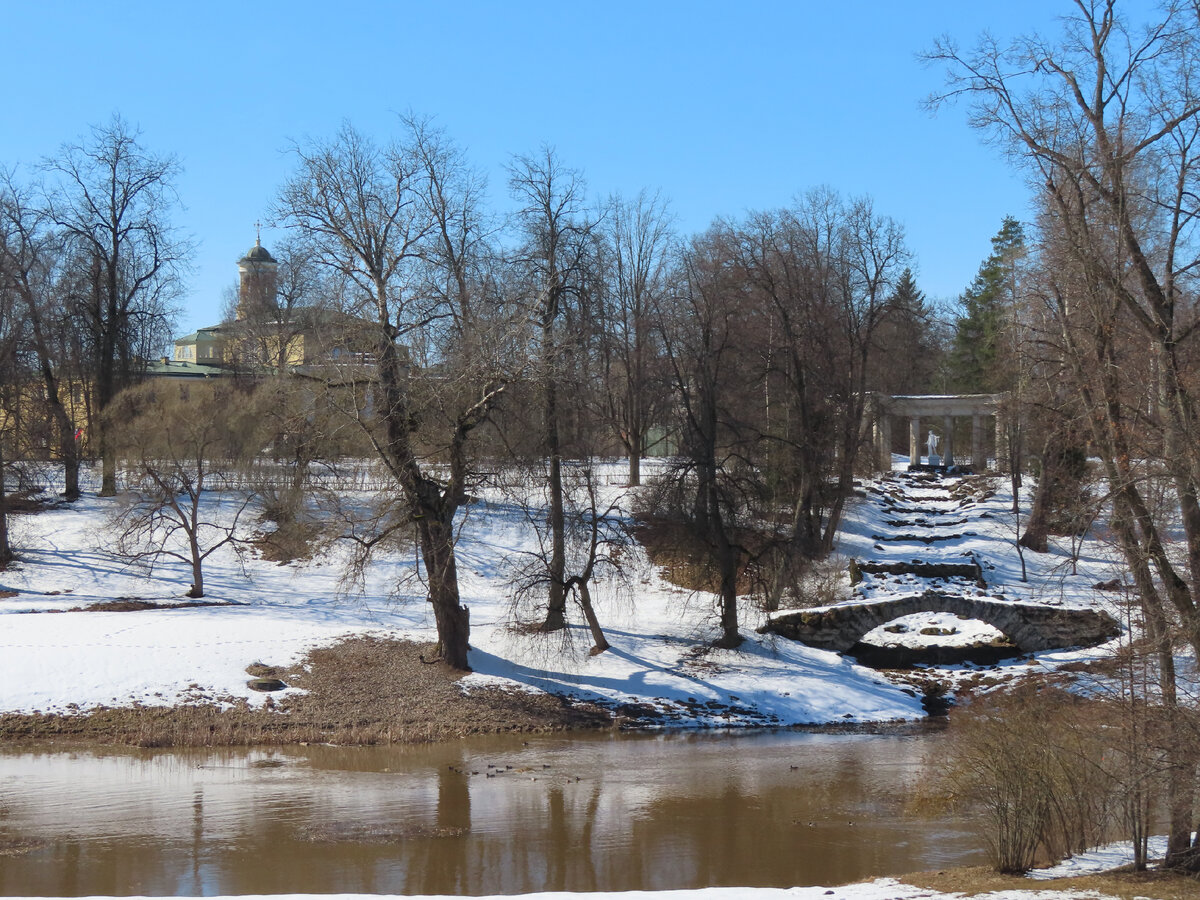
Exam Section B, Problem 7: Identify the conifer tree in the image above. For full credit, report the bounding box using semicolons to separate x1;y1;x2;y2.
872;266;940;394
949;216;1025;393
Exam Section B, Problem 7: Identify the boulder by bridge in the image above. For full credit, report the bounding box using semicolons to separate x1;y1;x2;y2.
761;589;1121;654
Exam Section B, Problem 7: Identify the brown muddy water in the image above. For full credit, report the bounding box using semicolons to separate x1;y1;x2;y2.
0;730;983;896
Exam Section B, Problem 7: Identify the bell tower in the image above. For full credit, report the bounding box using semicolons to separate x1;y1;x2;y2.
236;226;278;320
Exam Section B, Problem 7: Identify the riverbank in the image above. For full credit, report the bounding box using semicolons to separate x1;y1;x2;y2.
0;873;1192;900
0;634;949;747
900;866;1197;900
0;637;615;746
0;462;1128;744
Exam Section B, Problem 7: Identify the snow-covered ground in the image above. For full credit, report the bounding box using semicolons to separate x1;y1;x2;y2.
1;459;1186;898
0;459;1129;721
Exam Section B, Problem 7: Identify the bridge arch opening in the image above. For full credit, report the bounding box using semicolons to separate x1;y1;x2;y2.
850;611;1021;668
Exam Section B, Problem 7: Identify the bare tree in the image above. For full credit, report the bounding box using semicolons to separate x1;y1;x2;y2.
598;190;674;486
0;206;24;565
729;193;907;616
45;116;186;495
653;226;760;648
507;460;632;654
275;119;503;670
106;381;261;598
0;172;87;498
508;148;597;633
927;0;1200;867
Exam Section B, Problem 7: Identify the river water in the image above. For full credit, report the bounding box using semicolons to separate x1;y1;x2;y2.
0;730;983;896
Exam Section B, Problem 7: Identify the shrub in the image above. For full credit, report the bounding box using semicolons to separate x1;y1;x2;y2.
934;684;1120;874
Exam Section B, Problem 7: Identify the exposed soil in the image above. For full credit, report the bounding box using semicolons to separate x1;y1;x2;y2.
64;598;234;613
2;490;62;515
0;636;615;748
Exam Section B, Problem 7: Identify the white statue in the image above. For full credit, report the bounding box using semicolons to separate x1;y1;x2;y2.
926;430;940;465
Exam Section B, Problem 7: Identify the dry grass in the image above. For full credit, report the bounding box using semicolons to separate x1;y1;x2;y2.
65;598;233;612
633;515;717;592
900;864;1199;900
252;521;325;564
634;515;771;595
0;636;614;748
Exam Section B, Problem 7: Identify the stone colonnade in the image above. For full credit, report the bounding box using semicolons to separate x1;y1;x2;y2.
870;393;1005;472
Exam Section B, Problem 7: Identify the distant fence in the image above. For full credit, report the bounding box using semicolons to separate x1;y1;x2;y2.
9;456;653;497
201;461;394;494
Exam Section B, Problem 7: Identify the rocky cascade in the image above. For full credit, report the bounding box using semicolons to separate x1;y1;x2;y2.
762;470;1120;655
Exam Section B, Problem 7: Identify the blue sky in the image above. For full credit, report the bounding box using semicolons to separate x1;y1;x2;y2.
1;1;1162;336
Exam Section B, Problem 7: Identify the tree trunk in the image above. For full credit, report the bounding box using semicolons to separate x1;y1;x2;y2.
0;438;11;567
1021;434;1086;554
1019;435;1055;554
187;567;204;598
703;470;741;649
714;549;741;649
187;528;205;597
25;297;82;500
378;319;473;670
1110;483;1196;869
543;452;567;631
99;261;120;497
576;581;610;654
820;392;871;554
421;516;471;670
62;441;81;501
542;325;567;632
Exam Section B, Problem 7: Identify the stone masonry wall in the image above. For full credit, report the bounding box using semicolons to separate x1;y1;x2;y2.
762;590;1121;653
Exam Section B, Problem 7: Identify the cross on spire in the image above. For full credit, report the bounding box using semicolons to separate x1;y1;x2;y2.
254;220;262;246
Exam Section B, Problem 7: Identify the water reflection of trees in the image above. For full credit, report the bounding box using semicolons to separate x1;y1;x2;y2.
405;750;470;894
0;736;985;894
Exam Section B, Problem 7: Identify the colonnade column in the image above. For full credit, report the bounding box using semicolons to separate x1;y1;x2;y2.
874;413;892;472
995;409;1009;471
942;415;954;466
971;415;985;470
909;417;921;466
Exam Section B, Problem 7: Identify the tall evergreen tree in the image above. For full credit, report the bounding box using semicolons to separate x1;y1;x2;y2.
870;266;940;394
949;216;1025;393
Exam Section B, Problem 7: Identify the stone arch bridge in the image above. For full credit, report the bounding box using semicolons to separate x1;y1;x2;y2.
761;590;1120;654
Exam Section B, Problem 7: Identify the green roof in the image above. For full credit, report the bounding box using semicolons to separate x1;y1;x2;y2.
145;358;228;379
239;241;277;265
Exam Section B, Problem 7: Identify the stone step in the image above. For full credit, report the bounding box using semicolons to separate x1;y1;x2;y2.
871;532;975;545
850;558;986;588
